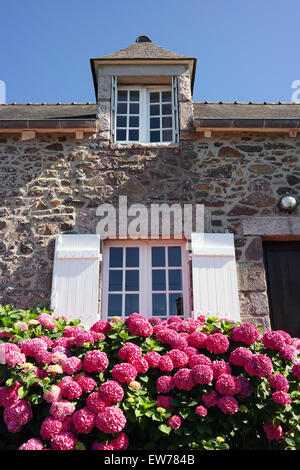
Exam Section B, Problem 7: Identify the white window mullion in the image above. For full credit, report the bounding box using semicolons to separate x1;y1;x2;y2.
172;76;179;143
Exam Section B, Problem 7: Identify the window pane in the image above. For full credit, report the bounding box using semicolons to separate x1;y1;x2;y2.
126;247;139;267
169;294;183;316
168;246;181;267
109;247;123;267
150;131;160;143
152;270;166;291
129;103;139;114
152;247;165;267
162;130;173;142
108;294;122;316
150;92;159;103
125;294;139;316
150;118;160;129
152;293;167;316
125;270;139;291
117;103;127;114
118;91;128;101
162;116;172;128
162;91;172;102
130;91;139;102
117;116;127;127
168;270;182;291
129;129;139;141
150;105;160;116
162;104;172;115
116;129;126;141
129;116;139;127
109;270;123;291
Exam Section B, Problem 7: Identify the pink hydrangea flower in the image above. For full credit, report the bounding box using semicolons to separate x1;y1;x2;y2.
272;391;291;406
75;330;95;347
86;392;108;414
231;323;260;345
83;350;109;373
268;373;289;392
191;365;213;385
119;342;142;361
156;328;178;345
0;386;19;408
244;354;272;378
72;407;96;434
218;396;239;415
128;355;149;373
90;320;112;334
38;313;57;329
187;331;207;348
62;357;83;375
182;346;198;358
158;355;174;372
99;381;124;404
263;422;283;440
229;347;253;367
206;333;230;354
211;360;232;379
59;377;82;400
168;415;181;429
280;345;298;363
35;350;52;365
292;362;300;379
39;335;53;349
111;363;137;384
96;406;127;433
173;368;195;391
74;374;96;393
43;385;63;404
110;432;129;450
15;321;28;331
202;390;219;408
4;350;26;367
149;317;163;325
262;331;285;350
156;376;175;393
215;374;241;396
50;432;77;450
144;351;161;368
20;338;47;358
167;350;189;368
156;395;174;410
189;354;211;369
4;399;33;433
19;438;44;450
170;335;189;350
64;326;83;338
195;405;207;417
50;400;76;421
127;316;153;337
40;417;63;440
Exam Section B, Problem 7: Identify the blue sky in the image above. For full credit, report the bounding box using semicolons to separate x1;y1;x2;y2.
1;0;300;103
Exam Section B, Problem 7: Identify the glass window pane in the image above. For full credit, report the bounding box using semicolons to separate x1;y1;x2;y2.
150;118;160;129
118;91;128;101
150;105;160;116
130;91;139;102
117;116;127;127
117;103;127;114
126;247;139;267
162;116;172;128
162;130;173;142
109;247;123;267
152;270;166;291
108;294;122;317
109;270;123;291
152;293;167;316
116;129;127;141
169;294;183;316
129;103;139;114
168;270;182;291
129;129;139;141
125;270;139;291
129;116;139;127
150;131;160;143
168;246;181;267
125;294;139;316
162;91;172;102
150;92;160;103
162;104;172;115
152;247;165;267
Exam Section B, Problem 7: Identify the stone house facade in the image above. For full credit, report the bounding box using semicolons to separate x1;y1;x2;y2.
1;37;300;335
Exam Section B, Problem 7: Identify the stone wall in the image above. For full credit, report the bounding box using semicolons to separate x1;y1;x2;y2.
1;131;300;327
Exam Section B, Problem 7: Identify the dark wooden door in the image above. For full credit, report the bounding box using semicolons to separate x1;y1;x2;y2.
263;241;300;338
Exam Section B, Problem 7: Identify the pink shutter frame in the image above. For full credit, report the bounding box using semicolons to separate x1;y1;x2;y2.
51;234;101;328
191;233;240;321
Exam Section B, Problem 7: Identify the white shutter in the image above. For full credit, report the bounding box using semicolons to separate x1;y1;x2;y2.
51;234;101;328
191;232;240;321
111;76;117;143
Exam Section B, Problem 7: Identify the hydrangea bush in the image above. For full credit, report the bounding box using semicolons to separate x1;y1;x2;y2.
0;305;300;450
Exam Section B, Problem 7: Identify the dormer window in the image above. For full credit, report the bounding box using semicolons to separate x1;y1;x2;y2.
111;77;179;144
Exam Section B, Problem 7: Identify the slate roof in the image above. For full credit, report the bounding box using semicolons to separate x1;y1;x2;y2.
0;103;97;120
193;102;300;120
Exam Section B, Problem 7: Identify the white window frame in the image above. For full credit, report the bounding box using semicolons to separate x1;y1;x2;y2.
111;76;179;144
101;239;190;320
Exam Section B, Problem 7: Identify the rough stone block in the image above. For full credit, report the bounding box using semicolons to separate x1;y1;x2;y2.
237;262;267;292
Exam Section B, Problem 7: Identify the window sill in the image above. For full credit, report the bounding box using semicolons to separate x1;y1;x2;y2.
110;142;180;149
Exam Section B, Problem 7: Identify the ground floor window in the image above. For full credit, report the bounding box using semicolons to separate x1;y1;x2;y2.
101;239;190;320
